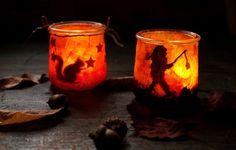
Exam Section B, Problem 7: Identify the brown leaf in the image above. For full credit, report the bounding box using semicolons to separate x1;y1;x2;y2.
132;117;188;140
127;100;156;119
127;101;190;140
215;92;236;111
0;73;48;90
0;108;63;126
21;73;47;84
204;91;236;122
204;91;236;112
0;77;23;90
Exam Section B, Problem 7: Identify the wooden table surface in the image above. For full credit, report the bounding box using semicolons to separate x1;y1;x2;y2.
0;39;236;150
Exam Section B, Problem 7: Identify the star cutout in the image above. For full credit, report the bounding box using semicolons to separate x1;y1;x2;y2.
96;43;103;53
50;38;56;47
86;57;95;68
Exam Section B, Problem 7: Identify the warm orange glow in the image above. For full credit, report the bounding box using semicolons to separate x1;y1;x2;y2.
48;21;107;91
134;30;200;97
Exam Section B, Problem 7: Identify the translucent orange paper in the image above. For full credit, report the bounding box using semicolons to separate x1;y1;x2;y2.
134;29;200;98
48;21;107;91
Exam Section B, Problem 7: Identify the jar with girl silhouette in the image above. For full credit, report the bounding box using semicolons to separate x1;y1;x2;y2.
48;21;107;91
134;29;200;100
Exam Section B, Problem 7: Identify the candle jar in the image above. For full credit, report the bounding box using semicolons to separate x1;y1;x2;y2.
48;21;107;91
134;29;200;100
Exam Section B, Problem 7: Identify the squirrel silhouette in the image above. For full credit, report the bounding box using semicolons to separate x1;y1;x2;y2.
51;53;85;83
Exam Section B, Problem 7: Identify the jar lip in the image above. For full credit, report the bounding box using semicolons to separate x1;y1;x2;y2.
136;29;201;44
48;21;106;36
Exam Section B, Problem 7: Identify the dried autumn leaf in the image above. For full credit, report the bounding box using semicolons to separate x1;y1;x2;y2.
203;91;236;112
21;73;48;84
132;117;188;140
0;77;23;90
0;73;48;90
204;91;236;122
127;101;189;140
0;108;63;126
216;92;236;111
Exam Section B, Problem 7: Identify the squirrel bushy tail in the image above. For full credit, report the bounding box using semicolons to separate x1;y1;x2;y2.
51;53;85;83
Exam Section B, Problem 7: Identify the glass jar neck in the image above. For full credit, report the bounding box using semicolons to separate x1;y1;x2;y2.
48;21;106;37
136;29;200;45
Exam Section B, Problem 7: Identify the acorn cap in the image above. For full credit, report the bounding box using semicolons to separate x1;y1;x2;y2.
103;116;128;138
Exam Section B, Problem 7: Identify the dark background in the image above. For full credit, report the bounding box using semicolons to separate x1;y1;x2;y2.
0;0;236;44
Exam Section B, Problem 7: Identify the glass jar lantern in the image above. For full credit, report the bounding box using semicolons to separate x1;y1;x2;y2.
134;29;200;99
48;21;107;91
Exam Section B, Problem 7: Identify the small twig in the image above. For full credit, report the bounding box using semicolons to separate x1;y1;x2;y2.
105;17;124;47
107;28;122;43
106;32;124;47
106;16;111;32
41;16;49;26
95;76;134;91
27;16;50;41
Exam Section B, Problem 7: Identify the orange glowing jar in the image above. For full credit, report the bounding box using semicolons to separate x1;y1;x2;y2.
134;29;200;99
48;21;107;91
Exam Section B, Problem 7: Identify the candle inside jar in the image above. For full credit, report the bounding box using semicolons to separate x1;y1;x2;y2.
48;21;107;91
134;30;200;98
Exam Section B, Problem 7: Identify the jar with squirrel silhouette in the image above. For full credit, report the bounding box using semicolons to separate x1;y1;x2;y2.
134;29;200;100
48;21;107;91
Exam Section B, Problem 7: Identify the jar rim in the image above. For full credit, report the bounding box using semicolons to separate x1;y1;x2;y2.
136;29;201;44
48;21;106;36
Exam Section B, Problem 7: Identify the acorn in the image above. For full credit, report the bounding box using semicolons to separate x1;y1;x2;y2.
89;125;122;149
103;128;122;146
47;94;68;109
89;117;127;149
89;124;107;143
103;116;128;138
